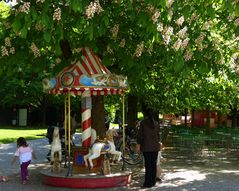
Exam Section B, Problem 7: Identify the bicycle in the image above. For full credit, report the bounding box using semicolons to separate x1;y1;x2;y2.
115;126;143;165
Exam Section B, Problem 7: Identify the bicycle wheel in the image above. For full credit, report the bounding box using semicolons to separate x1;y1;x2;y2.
121;142;143;165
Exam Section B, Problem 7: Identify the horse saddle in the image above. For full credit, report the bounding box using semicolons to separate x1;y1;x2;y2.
102;144;111;152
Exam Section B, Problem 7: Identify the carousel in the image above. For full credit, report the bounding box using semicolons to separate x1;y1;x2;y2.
41;47;131;188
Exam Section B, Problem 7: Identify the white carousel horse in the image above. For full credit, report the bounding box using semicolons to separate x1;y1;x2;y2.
51;127;62;163
84;129;122;168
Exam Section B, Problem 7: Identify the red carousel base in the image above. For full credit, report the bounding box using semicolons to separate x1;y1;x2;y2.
41;169;132;189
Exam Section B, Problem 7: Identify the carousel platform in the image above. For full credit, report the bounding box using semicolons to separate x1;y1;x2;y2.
41;168;132;189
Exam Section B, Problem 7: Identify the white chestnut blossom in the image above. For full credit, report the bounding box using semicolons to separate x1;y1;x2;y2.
1;46;8;56
146;4;154;13
227;13;235;22
166;0;174;8
107;45;113;54
55;58;62;64
173;39;182;51
217;57;225;65
168;9;173;18
181;38;190;49
85;0;103;19
152;10;160;23
177;26;188;38
30;42;41;58
203;21;211;30
162;26;173;45
183;49;193;61
195;33;205;45
189;13;198;24
9;47;15;54
18;2;31;14
53;8;61;22
35;23;44;31
110;24;119;38
134;42;144;57
157;23;164;32
119;38;126;48
234;18;239;26
5;37;11;47
36;0;45;3
176;16;184;26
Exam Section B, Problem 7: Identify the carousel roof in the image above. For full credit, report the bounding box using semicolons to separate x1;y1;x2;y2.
43;47;128;96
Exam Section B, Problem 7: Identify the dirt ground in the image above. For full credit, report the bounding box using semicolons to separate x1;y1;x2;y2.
1;136;239;191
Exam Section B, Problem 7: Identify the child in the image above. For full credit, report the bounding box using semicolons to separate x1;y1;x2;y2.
11;137;36;185
0;176;9;182
156;142;165;182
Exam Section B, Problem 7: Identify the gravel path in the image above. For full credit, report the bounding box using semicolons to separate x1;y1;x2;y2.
0;135;239;191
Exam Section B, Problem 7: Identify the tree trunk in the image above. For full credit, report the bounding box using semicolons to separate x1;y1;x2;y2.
60;39;72;59
206;108;210;129
40;96;48;127
230;107;238;128
127;95;138;128
191;109;195;128
92;96;105;139
184;108;188;127
217;111;222;128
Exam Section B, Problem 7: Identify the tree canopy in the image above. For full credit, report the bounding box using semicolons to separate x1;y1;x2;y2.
1;0;239;115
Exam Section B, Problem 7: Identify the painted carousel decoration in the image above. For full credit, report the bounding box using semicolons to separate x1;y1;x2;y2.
42;47;130;189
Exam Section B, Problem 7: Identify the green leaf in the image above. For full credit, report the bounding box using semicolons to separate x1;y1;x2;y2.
224;0;233;12
20;26;28;38
235;26;239;36
174;54;184;72
89;25;94;40
31;8;38;21
103;16;109;27
71;0;83;12
235;4;239;17
41;14;50;26
43;30;51;42
55;44;62;56
182;5;191;19
56;25;63;40
207;5;215;18
199;61;209;74
159;0;166;7
12;20;21;33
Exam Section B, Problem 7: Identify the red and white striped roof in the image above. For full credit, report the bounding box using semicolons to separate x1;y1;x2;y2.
61;47;110;76
46;47;127;95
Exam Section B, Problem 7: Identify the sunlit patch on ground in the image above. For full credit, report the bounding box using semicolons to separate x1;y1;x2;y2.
162;169;207;187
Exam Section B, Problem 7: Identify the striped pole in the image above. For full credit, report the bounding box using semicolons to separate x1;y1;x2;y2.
81;90;92;147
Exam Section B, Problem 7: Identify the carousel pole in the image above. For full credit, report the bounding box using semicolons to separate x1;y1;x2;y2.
64;95;67;153
81;90;92;147
65;91;73;177
122;94;126;171
122;95;126;150
67;91;71;157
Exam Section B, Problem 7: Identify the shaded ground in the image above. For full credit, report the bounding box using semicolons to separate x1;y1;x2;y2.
1;134;239;191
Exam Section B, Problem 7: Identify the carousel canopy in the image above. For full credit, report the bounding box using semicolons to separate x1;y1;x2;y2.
43;47;128;96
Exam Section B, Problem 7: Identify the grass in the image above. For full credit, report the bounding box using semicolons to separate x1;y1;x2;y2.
0;126;47;144
0;123;121;144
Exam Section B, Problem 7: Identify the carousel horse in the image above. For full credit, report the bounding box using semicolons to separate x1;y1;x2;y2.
84;129;122;168
51;127;62;170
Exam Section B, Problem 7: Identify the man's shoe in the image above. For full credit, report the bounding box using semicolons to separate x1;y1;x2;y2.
156;177;162;182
